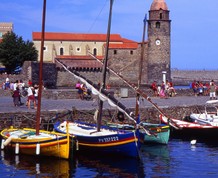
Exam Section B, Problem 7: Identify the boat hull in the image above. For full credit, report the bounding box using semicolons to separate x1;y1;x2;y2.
54;121;139;158
140;124;170;144
160;115;218;140
170;126;218;140
0;128;72;159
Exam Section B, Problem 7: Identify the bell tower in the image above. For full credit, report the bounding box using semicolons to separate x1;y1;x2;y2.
147;0;171;84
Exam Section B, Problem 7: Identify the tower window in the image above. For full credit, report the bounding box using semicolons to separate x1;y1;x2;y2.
114;50;117;55
130;50;133;55
60;47;64;55
156;22;160;28
93;48;97;56
160;13;163;20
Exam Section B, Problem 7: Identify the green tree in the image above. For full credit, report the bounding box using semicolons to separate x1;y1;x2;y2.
0;31;38;73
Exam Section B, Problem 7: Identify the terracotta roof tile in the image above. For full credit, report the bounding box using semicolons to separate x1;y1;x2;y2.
32;32;123;42
108;43;138;49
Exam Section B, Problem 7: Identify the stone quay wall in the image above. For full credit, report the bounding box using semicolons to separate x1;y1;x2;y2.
0;105;203;131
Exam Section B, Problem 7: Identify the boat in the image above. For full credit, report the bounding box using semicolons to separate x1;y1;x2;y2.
54;0;141;158
54;120;140;158
190;100;218;126
0;128;72;159
160;114;218;140
139;123;170;144
107;122;170;145
0;0;73;159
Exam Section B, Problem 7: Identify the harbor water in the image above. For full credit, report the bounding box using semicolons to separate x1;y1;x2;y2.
1;138;218;177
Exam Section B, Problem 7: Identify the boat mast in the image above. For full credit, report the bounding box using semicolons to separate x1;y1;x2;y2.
97;0;114;132
36;0;46;135
135;14;147;117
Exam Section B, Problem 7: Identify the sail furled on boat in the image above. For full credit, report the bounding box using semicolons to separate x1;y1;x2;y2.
55;58;136;124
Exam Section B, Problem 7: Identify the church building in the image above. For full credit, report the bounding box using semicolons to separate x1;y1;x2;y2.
32;0;171;86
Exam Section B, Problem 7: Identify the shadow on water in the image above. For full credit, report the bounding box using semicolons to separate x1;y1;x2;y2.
0;148;146;177
74;152;145;177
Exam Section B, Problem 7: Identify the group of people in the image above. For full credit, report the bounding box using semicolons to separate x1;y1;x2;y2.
3;76;39;109
191;80;217;100
151;80;177;98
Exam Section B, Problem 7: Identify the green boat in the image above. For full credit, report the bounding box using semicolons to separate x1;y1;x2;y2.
140;123;170;145
106;122;170;145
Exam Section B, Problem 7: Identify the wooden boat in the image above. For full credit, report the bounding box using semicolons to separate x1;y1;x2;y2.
0;0;74;159
54;121;140;158
140;123;170;144
1;127;72;159
54;0;140;158
160;114;218;139
107;122;170;145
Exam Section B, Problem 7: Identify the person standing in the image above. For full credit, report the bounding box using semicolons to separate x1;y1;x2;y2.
12;87;21;106
151;81;158;97
5;75;10;90
209;81;216;100
27;84;37;109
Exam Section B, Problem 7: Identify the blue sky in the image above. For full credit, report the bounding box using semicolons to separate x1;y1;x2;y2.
1;0;218;70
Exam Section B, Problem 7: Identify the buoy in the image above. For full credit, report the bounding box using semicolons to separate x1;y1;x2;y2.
1;139;5;149
15;143;19;154
190;140;197;145
36;143;40;155
3;137;12;146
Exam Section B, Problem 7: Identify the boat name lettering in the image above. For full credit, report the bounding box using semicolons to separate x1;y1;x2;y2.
98;136;119;142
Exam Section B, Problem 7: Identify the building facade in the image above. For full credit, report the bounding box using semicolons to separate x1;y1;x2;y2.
0;22;13;40
32;0;171;86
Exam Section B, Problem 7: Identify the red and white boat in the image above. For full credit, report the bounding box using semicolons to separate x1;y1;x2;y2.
160;115;218;139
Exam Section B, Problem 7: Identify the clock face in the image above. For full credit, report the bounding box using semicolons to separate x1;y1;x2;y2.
155;39;161;45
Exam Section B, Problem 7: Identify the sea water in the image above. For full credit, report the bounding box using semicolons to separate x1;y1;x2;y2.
1;139;218;177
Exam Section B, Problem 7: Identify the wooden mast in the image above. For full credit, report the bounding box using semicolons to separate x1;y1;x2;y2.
36;0;46;135
97;0;114;132
135;14;147;117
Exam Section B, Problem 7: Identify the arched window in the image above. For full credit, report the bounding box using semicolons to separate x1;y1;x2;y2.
156;22;160;28
160;13;163;20
93;48;97;56
60;47;64;55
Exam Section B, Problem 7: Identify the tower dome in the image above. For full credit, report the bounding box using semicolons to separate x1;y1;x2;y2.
150;0;168;11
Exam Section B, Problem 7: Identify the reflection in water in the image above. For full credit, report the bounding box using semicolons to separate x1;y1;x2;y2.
140;145;170;177
2;140;218;177
74;152;145;177
0;149;145;177
0;150;74;177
